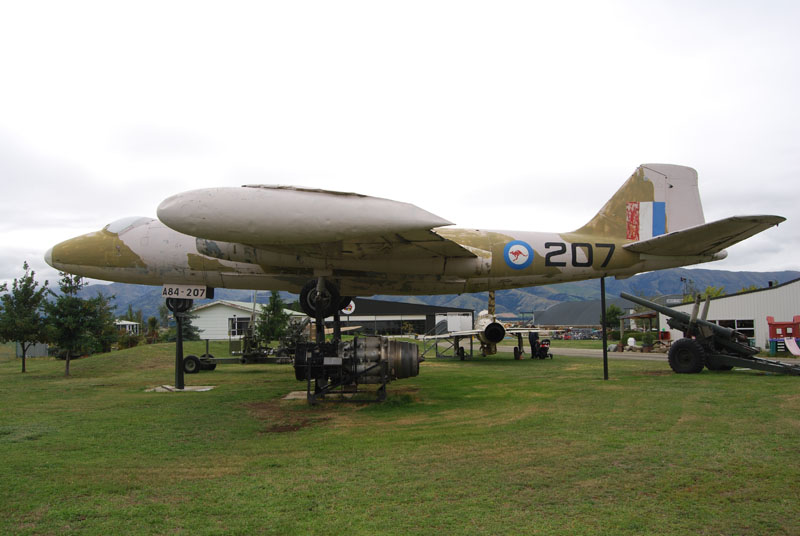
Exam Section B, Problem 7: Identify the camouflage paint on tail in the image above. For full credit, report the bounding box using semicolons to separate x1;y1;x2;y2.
569;164;705;240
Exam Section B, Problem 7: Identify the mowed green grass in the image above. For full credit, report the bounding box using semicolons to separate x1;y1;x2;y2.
2;343;799;535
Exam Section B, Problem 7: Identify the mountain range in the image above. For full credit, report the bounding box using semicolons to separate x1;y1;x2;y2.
76;268;800;321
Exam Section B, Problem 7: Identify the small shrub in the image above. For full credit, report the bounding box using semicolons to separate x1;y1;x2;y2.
118;332;141;349
641;332;656;347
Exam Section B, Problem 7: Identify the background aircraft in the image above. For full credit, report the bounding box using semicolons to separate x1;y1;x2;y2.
46;164;784;321
420;291;561;358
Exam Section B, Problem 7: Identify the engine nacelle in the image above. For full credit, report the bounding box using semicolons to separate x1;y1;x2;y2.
483;322;506;344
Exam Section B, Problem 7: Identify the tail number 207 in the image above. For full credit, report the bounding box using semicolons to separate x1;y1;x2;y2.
544;242;615;268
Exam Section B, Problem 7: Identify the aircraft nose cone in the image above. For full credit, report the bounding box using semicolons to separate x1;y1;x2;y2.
45;233;107;272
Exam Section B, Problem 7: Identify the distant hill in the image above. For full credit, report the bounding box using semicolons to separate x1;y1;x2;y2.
79;267;800;320
373;267;800;312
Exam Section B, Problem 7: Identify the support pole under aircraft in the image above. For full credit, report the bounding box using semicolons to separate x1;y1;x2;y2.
333;310;341;343
175;313;185;389
165;297;194;390
600;277;609;380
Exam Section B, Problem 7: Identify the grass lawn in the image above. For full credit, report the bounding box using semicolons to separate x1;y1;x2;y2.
2;342;799;535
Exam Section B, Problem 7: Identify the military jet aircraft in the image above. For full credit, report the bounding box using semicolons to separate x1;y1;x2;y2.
46;164;784;321
420;291;560;358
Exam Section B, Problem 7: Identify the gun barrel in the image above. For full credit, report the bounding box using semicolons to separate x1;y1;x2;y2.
619;292;692;323
619;292;741;341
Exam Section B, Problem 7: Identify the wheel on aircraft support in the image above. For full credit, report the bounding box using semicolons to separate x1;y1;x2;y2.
299;279;341;318
183;355;201;374
457;347;466;361
513;347;521;360
200;354;216;371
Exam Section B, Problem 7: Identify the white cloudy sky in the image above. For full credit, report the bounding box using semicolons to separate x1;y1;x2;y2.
1;0;798;287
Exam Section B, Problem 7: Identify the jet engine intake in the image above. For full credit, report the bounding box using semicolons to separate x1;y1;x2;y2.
483;322;506;344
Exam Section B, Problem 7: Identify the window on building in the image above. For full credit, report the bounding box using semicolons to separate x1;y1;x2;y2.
711;319;755;338
735;319;755;338
229;317;250;337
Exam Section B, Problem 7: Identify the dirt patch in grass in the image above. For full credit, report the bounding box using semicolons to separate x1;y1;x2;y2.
635;370;673;376
778;393;800;410
245;400;332;433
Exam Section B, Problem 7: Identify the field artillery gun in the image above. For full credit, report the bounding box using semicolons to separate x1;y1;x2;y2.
619;292;800;375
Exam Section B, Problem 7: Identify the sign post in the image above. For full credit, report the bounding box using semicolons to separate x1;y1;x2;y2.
601;277;609;380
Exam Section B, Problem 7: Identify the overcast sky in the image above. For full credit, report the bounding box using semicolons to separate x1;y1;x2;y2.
1;1;798;288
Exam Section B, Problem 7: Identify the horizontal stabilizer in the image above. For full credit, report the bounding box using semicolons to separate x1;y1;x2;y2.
622;215;785;256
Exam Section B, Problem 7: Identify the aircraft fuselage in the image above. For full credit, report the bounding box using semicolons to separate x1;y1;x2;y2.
46;217;724;296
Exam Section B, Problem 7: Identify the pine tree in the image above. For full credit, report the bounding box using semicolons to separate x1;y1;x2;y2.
254;291;290;346
45;273;117;376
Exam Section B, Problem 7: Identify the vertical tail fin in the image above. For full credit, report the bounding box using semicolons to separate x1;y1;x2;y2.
571;164;705;240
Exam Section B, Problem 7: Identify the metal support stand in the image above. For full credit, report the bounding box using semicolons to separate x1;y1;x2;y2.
333;310;341;344
175;313;185;389
165;297;194;390
424;335;473;359
600;277;609;380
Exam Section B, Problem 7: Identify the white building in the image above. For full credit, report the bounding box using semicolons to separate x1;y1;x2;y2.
189;298;475;339
190;300;305;340
115;320;140;335
658;278;800;348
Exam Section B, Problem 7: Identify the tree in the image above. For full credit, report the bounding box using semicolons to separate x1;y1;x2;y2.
254;291;291;346
123;304;144;326
683;285;726;303
601;304;623;330
146;316;160;344
167;312;201;342
739;284;760;293
0;262;49;373
46;273;91;376
158;303;170;328
89;292;119;353
45;273;116;376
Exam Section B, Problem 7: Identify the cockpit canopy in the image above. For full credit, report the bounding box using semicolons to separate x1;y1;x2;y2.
103;217;153;235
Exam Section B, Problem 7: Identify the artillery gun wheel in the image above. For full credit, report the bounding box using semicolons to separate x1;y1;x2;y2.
668;338;705;374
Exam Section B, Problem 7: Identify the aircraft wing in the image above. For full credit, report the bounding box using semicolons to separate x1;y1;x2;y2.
505;328;562;335
421;327;558;340
324;325;362;335
420;329;483;340
622;215;785;256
